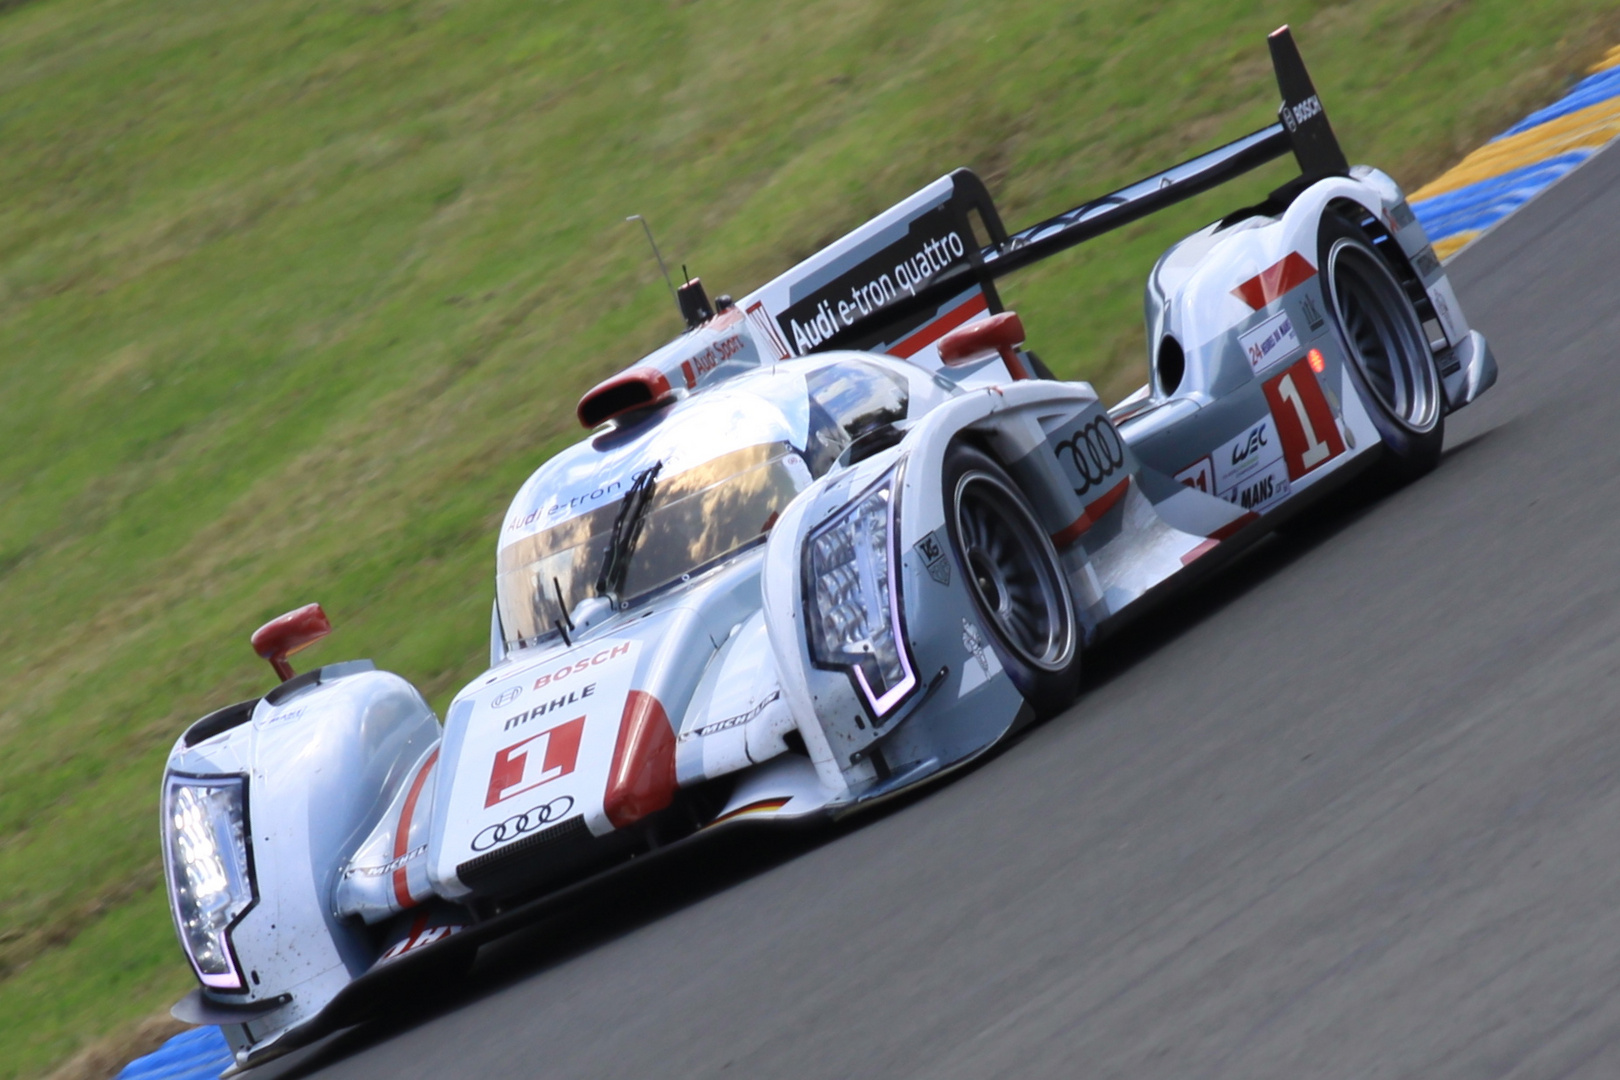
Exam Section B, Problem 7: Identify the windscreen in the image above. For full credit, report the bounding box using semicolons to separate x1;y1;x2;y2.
496;442;808;647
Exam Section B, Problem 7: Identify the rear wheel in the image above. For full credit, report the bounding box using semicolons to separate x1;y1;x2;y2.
1320;217;1444;480
943;444;1081;716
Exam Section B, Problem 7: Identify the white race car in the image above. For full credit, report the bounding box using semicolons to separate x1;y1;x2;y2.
161;27;1494;1070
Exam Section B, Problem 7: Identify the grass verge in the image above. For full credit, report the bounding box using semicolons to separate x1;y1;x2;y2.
3;0;1619;1075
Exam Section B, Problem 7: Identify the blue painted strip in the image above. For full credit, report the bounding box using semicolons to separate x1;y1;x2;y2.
1411;151;1592;237
1415;49;1620;252
1495;66;1620;138
114;1025;232;1080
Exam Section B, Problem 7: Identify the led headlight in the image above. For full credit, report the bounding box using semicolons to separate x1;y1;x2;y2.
804;467;917;716
162;774;256;992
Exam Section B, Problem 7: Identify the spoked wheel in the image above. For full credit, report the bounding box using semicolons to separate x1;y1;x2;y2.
943;444;1080;716
1321;217;1445;479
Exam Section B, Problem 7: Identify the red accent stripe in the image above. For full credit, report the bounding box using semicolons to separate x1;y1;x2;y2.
712;796;792;825
1208;512;1259;542
1180;510;1261;566
603;692;677;829
888;293;990;359
1180;539;1218;566
1050;511;1092;548
1049;477;1131;548
1231;252;1317;310
391;748;438;909
1088;476;1131;520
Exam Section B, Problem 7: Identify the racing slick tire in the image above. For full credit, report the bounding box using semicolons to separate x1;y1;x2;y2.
1319;216;1445;481
943;444;1081;717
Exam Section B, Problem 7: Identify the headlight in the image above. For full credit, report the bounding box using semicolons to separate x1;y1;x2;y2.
163;774;256;991
804;467;917;717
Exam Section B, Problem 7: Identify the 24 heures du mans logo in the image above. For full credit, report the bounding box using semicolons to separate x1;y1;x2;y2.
484;716;586;808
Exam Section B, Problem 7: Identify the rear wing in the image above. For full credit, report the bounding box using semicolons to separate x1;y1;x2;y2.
735;25;1348;364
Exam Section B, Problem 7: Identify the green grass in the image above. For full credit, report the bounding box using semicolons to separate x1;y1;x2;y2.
1;0;1617;1074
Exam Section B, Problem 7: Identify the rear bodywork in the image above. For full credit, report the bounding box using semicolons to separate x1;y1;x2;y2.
161;27;1496;1070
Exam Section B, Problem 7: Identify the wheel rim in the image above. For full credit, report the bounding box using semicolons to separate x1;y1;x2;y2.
952;471;1074;671
1328;240;1440;433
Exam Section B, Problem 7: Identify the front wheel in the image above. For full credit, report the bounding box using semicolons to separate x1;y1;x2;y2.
1320;217;1445;481
943;444;1081;717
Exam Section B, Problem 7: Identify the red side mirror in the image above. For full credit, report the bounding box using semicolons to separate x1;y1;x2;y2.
936;311;1031;379
251;603;332;682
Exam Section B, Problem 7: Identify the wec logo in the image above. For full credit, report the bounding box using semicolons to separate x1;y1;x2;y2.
1230;423;1269;467
484;717;586;808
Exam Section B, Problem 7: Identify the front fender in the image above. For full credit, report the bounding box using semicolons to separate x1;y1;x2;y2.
162;662;441;1047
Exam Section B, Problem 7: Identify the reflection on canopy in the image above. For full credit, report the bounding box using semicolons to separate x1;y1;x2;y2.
496;443;806;647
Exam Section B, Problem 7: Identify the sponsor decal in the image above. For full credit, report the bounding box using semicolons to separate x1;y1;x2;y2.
962;619;993;676
503;684;595;731
683;690;782;741
1228;458;1291;514
257;705;307;727
1431;290;1456;338
471;795;576;852
745;300;792;360
485;717;586;807
1281;94;1323;132
678;333;747;389
490;686;521;708
379;915;465;962
1213;417;1282;493
913;530;951;586
1389;201;1417;229
507;480;623;533
775;202;974;355
1263;357;1346;479
958;618;1003;698
1301;293;1326;332
1053;415;1127;498
1197;421;1294;516
1174;457;1215;495
1412;246;1441;279
532;641;632;690
1239;311;1301;375
343;846;427;879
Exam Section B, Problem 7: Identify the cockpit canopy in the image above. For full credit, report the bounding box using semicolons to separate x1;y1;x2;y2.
496;355;936;650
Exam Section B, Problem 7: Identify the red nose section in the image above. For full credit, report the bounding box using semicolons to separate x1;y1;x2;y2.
251;603;332;682
936;311;1030;379
577;367;675;429
603;691;677;828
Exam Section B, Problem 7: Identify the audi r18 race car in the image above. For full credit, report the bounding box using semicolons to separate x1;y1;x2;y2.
160;27;1495;1070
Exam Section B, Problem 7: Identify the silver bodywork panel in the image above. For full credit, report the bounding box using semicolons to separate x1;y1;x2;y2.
163;158;1494;1068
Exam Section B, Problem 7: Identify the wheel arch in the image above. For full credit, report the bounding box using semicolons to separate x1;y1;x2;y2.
1320;196;1437;328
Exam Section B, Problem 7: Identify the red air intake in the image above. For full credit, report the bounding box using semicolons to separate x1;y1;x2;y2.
577;367;675;429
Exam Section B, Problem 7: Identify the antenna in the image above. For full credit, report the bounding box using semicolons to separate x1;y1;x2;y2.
626;215;679;311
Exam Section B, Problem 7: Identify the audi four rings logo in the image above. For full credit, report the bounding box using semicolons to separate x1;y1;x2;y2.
470;795;575;852
1053;418;1125;495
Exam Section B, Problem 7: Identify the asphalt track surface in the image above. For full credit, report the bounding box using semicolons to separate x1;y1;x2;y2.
258;146;1620;1080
